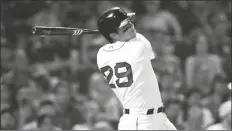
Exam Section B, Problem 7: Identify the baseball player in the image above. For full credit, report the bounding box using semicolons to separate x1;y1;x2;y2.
96;7;177;130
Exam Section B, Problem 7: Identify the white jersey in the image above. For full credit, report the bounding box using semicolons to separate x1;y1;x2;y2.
97;33;163;109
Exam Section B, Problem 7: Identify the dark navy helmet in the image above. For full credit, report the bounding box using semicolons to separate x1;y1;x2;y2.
97;7;135;41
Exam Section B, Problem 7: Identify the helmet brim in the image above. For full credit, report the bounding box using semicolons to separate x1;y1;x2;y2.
119;12;136;28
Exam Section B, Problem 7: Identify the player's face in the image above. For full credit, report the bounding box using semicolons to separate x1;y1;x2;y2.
111;20;136;42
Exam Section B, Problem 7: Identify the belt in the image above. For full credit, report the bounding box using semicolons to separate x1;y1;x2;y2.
124;106;165;115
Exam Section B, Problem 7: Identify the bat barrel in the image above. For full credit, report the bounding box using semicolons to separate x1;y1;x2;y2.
32;26;76;35
32;26;99;36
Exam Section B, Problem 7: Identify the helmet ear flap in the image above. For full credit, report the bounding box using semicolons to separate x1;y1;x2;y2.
109;32;118;40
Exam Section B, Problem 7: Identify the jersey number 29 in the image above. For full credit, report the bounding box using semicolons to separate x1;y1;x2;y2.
100;62;133;88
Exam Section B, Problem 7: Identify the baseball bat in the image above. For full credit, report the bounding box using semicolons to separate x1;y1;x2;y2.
32;26;99;36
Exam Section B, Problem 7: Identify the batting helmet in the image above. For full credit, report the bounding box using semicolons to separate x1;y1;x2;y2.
97;7;135;42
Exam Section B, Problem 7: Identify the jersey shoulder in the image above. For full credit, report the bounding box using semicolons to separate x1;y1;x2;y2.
98;33;147;53
136;33;150;43
136;33;155;59
97;33;152;67
97;45;106;68
97;43;121;68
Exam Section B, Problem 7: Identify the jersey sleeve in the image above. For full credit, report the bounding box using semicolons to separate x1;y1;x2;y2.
97;47;103;69
136;33;155;59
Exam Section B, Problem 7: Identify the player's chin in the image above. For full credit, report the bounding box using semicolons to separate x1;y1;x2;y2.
125;28;136;41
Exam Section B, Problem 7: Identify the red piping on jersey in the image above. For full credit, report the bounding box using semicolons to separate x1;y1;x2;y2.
102;41;127;52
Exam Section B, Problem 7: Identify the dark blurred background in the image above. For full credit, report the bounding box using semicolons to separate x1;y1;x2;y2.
1;0;231;130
